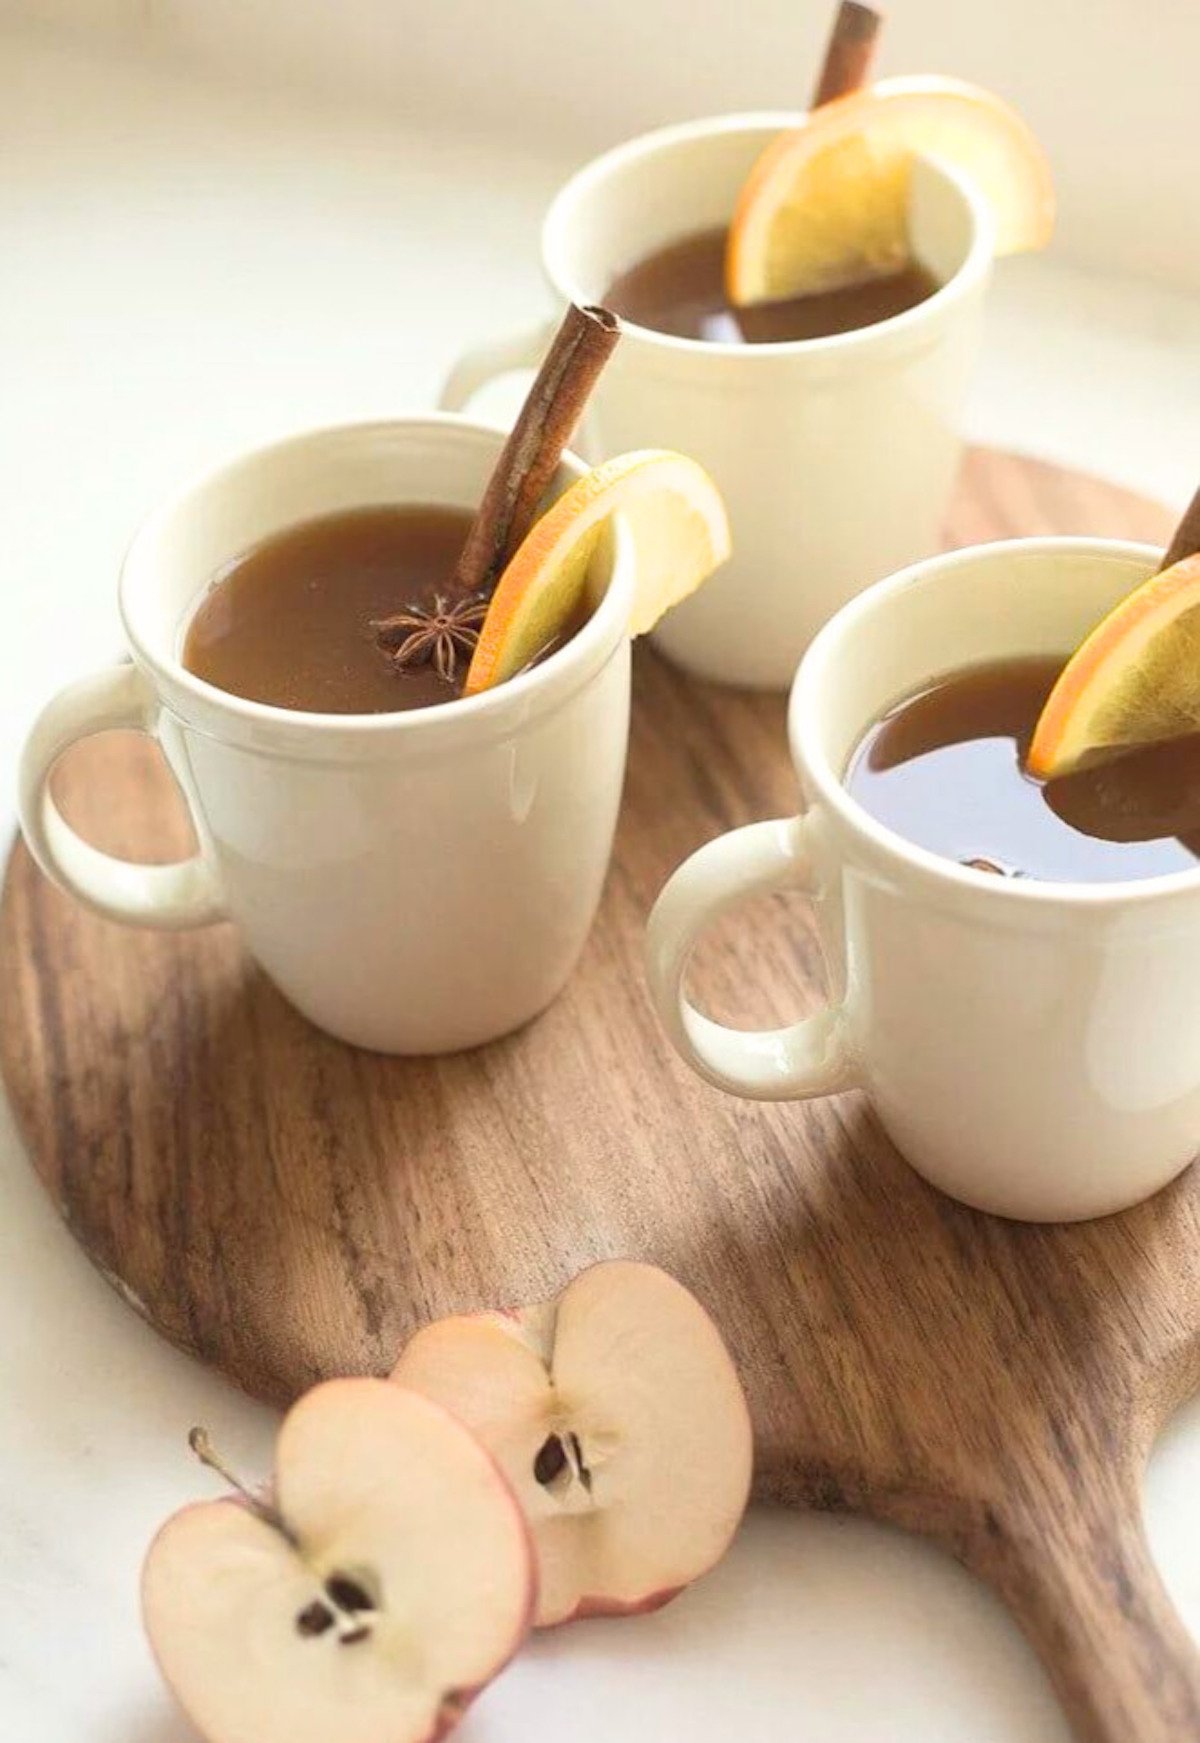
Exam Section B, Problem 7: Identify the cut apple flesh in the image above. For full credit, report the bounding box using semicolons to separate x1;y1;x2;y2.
392;1260;754;1626
142;1380;535;1743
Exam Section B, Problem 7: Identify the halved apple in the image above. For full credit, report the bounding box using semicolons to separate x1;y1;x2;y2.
392;1261;754;1626
142;1379;535;1743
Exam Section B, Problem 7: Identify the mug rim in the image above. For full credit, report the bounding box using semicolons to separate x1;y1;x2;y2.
788;533;1200;909
118;413;636;753
542;110;995;362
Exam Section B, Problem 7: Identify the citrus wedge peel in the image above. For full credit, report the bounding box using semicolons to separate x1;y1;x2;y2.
726;74;1055;307
1028;555;1200;781
464;450;730;696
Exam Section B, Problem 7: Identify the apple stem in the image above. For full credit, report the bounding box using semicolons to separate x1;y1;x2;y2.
187;1427;295;1544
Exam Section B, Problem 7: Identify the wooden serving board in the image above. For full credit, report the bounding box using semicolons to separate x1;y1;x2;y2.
3;450;1198;1741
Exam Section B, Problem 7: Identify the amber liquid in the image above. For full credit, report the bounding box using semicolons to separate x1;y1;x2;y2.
184;505;584;715
846;657;1200;883
603;225;940;344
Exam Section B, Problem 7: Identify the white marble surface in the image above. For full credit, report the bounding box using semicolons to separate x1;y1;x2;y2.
2;26;1200;1743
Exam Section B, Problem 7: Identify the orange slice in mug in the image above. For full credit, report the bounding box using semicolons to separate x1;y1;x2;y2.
463;451;731;696
726;75;1055;306
1028;555;1200;780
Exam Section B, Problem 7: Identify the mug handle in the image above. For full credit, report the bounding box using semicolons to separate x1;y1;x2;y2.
438;318;561;412
645;816;857;1099
18;664;226;929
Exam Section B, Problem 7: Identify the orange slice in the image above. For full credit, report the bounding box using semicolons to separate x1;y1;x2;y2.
1027;555;1200;780
726;75;1055;306
464;450;730;696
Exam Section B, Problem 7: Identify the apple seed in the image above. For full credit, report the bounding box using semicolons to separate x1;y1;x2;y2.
295;1601;335;1637
566;1432;593;1495
325;1573;376;1614
533;1434;567;1486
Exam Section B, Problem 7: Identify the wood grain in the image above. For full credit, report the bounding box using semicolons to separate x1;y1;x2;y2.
2;450;1196;1741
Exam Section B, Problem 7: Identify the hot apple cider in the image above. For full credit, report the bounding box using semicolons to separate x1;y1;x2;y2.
846;656;1200;882
183;505;585;715
183;308;632;715
604;227;939;345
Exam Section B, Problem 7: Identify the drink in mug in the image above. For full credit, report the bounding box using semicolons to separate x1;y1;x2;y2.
647;538;1200;1223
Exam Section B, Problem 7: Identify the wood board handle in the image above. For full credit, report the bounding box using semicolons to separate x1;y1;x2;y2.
966;1454;1200;1741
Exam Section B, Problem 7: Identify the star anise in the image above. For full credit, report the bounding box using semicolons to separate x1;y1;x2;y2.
371;592;489;685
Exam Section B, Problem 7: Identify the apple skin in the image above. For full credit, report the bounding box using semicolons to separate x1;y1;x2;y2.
557;1585;682;1628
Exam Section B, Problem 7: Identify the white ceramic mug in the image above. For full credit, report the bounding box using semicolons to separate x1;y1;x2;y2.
646;536;1200;1223
19;417;634;1054
441;114;993;689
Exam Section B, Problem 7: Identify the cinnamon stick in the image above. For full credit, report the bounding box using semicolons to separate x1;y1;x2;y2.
450;303;621;598
811;0;883;108
1159;482;1200;572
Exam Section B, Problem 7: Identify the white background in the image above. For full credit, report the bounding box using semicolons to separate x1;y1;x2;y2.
1;8;1199;1742
5;0;1198;289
